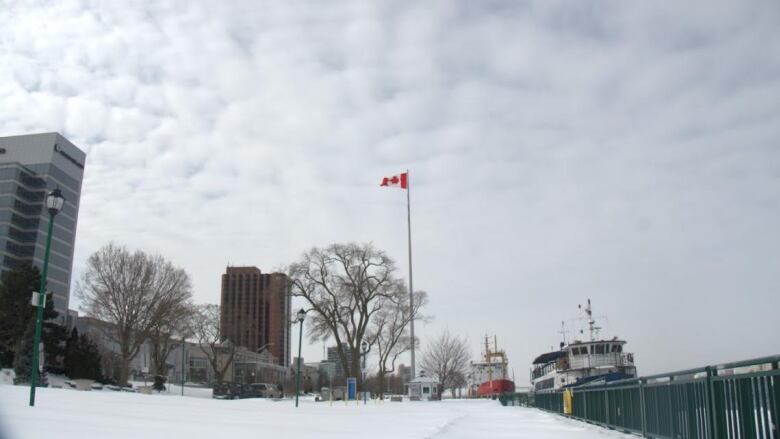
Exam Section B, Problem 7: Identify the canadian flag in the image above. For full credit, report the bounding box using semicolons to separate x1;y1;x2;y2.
380;172;408;189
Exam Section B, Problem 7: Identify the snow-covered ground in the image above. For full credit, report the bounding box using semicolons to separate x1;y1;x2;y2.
0;383;628;439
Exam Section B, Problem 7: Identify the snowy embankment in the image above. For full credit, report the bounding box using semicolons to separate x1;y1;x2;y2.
0;383;628;439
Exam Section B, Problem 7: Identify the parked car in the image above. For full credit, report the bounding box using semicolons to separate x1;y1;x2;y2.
212;382;253;399
250;383;281;398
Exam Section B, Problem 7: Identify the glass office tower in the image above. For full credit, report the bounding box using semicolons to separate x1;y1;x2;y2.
0;133;85;318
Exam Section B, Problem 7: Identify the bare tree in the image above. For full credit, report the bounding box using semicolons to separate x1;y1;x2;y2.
447;370;467;399
420;331;470;398
148;302;194;376
366;289;428;398
288;243;403;386
189;304;235;383
77;243;192;385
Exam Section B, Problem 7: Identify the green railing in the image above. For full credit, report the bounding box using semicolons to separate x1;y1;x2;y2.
500;355;780;439
498;391;532;407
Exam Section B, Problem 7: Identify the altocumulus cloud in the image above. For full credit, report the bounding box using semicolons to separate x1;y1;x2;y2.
0;0;779;374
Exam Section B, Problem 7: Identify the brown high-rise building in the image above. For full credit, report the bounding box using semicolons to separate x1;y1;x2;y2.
220;267;291;367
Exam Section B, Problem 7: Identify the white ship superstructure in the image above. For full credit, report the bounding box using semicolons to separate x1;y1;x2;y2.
531;299;637;392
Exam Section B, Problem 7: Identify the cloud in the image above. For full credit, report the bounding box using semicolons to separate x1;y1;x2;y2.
1;0;779;375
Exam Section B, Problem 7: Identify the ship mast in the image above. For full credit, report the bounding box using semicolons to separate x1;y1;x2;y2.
583;299;601;341
494;335;507;377
485;335;493;386
558;321;568;345
478;334;511;397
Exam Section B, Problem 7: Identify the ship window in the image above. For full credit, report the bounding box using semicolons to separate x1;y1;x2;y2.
611;344;619;353
590;345;595;354
595;344;605;354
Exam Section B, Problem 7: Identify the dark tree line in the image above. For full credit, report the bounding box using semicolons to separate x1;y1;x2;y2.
64;328;102;380
0;265;104;383
1;241;194;386
0;265;67;382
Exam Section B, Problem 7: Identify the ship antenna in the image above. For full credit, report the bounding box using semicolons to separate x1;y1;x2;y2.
558;321;569;345
585;299;602;341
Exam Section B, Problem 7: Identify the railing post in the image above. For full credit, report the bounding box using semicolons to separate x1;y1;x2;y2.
705;366;718;439
669;375;676;439
639;378;647;437
605;386;610;426
771;361;779;439
584;389;588;420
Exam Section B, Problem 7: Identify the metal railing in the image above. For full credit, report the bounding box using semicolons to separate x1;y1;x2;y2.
501;355;780;439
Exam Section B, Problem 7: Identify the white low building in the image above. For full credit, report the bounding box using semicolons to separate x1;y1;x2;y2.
407;375;440;401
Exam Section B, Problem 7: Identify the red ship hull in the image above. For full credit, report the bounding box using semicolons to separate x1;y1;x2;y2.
477;379;515;397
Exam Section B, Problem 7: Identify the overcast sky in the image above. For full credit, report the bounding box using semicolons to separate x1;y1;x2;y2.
1;1;779;378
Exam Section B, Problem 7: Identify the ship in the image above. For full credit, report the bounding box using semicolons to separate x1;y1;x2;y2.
468;336;515;398
531;299;637;392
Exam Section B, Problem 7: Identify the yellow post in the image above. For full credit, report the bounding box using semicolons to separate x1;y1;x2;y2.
563;389;573;415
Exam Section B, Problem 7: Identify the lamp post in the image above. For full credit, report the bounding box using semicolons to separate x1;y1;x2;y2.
360;339;369;404
293;309;306;407
181;337;187;396
29;188;65;407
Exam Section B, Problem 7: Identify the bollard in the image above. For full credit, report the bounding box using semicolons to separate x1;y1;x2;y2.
563;389;573;416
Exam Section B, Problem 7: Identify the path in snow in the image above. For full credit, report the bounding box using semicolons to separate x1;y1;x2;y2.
0;384;629;439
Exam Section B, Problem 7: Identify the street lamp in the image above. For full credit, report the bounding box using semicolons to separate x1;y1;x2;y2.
293;309;306;407
181;337;187;396
29;188;65;407
360;339;370;404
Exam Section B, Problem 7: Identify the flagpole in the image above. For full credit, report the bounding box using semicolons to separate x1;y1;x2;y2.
406;169;415;379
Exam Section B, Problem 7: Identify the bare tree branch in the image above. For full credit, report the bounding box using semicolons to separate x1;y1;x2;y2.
366;289;429;397
288;242;417;387
76;242;193;384
189;304;235;383
420;330;470;396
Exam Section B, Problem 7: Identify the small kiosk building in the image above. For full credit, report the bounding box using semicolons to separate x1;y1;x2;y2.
407;375;440;401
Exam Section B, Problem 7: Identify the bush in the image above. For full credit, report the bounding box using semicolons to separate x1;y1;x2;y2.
64;329;102;380
153;375;167;392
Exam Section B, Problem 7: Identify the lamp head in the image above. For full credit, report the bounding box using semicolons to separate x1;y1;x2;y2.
296;309;306;322
45;188;65;216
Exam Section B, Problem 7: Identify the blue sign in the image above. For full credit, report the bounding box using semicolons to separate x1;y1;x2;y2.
347;377;357;400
